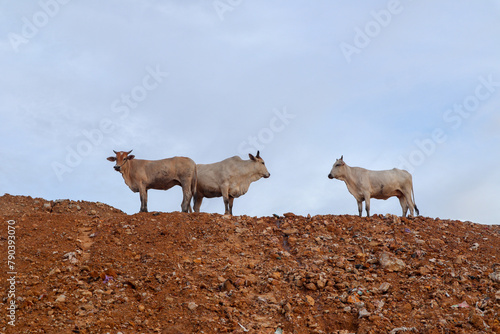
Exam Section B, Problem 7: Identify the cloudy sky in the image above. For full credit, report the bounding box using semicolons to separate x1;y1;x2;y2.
1;1;499;225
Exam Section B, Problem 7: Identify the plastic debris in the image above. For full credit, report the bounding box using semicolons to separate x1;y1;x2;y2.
451;301;469;308
389;327;417;334
103;275;114;284
238;323;249;332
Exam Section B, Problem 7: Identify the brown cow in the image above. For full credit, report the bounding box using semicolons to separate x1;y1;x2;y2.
107;150;196;213
328;156;419;217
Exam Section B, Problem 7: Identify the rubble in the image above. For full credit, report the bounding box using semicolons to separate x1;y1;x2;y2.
0;194;499;333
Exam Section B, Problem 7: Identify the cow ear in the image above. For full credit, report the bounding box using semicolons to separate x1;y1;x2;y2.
107;157;116;162
249;153;256;161
127;155;135;160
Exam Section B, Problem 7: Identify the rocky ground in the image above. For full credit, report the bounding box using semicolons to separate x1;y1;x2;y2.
0;194;499;334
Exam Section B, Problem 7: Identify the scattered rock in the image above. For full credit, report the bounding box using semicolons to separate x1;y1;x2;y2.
347;295;361;304
55;294;66;303
2;194;499;334
378;282;391;294
379;252;406;272
489;271;500;282
358;308;370;319
187;302;198;310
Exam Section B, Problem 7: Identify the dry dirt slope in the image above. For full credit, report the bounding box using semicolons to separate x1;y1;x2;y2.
0;194;499;334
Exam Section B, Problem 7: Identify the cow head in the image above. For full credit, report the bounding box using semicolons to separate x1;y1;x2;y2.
249;151;271;178
107;150;135;172
328;155;345;179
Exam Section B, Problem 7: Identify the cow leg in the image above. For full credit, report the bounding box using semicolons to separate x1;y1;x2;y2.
180;183;192;213
357;200;363;217
223;197;230;215
365;197;370;217
139;188;148;213
228;197;234;215
221;185;231;215
402;190;414;217
399;196;408;217
193;193;203;213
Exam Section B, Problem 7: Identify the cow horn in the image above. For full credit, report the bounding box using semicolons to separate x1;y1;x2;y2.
113;150;118;154
256;150;260;158
340;155;343;161
127;150;133;155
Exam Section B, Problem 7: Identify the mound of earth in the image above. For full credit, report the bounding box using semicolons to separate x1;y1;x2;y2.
1;194;499;333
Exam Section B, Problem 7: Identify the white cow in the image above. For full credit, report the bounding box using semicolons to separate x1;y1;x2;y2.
193;151;270;215
328;156;419;217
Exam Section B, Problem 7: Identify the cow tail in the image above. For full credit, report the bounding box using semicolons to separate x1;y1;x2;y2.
191;164;197;209
412;186;419;216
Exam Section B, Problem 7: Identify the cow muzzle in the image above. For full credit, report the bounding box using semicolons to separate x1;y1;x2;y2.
264;173;270;178
114;165;121;172
328;174;333;179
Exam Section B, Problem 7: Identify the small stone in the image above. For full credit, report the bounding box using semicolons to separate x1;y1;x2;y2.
283;302;292;313
221;279;235;292
138;304;145;312
187;302;198;310
347;295;360;304
419;265;432;276
316;279;326;289
378;282;391;294
305;295;315;306
305;282;317;291
454;255;465;265
48;267;61;276
358;308;371;319
55;294;66;303
489;271;500;282
270;272;281;280
495;290;500;301
81;290;92;297
282;228;299;235
379;252;406;272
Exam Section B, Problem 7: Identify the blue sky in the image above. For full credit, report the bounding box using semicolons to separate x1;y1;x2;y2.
1;0;499;224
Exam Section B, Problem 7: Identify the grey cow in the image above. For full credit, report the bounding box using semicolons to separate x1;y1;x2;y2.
193;151;270;215
328;156;419;217
107;150;197;213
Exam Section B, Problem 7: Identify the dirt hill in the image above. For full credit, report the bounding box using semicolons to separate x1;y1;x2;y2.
1;194;499;333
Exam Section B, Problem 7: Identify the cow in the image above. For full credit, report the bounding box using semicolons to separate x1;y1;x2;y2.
107;150;196;213
193;151;270;215
328;156;419;217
